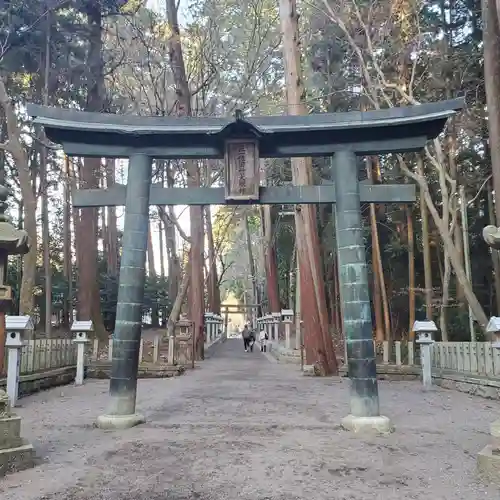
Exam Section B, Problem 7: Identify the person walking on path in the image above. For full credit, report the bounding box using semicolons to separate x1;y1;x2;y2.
259;328;268;352
242;323;252;352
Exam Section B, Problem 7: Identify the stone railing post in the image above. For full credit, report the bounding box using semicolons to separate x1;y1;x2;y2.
219;316;225;340
282;309;294;349
204;313;214;343
272;312;281;342
71;320;93;386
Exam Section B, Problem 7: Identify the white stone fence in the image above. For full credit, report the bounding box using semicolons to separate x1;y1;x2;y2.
2;338;77;376
204;313;224;344
2;313;225;375
6;335;500;380
371;340;500;377
2;313;226;404
257;310;296;348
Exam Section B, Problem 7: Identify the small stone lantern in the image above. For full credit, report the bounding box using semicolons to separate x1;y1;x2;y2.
71;320;93;386
413;320;437;390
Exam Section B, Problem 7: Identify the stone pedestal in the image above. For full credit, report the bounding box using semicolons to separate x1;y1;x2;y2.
477;418;500;484
341;414;393;435
0;391;35;477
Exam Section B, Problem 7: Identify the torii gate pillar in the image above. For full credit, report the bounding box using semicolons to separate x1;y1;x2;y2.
333;151;391;434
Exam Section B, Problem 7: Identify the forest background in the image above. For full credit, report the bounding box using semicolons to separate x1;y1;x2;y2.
1;0;500;365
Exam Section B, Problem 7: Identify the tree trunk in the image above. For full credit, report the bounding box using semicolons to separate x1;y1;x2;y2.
440;250;451;341
0;79;37;316
244;213;260;311
289;245;296;309
417;156;433;319
41;13;51;334
278;0;337;375
147;222;159;327
158;218;165;278
407;205;415;339
487;181;500;314
482;0;500;219
419;180;489;329
167;254;191;339
63;156;72;327
78;3;105;338
106;159;118;275
164;165;180;302
40;146;51;334
366;159;384;341
205;204;220;313
165;0;205;360
262;205;280;312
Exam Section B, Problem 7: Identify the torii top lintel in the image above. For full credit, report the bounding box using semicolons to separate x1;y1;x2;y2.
27;98;464;159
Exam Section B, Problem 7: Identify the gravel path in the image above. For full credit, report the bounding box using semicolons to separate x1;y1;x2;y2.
1;338;500;499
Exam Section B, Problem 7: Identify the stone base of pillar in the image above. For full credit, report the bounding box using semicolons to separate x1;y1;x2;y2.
0;392;35;477
477;445;500;484
477;419;500;484
96;413;145;430
341;414;393;435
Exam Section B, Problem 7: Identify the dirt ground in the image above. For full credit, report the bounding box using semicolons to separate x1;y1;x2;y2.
1;339;500;500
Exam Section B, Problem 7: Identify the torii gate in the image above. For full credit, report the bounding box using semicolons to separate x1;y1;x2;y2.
29;98;463;433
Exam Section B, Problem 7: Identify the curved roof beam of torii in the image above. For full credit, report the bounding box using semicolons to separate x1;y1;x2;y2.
27;98;464;159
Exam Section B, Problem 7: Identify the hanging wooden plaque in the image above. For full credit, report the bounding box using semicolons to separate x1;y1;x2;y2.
224;139;260;201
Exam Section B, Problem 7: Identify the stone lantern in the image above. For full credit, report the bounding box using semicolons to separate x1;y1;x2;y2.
72;320;93;386
5;315;34;407
413;320;437;390
0;388;35;476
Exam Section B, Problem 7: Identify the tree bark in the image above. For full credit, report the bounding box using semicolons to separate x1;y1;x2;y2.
244;213;260;313
0;78;37;316
205;204;220;313
166;254;191;340
147;222;159;327
106;159;118;275
482;0;500;219
41;11;51;334
164;164;180;302
407;205;415;339
417;156;433;319
262;205;280;312
78;3;105;337
487;181;500;314
415;176;489;329
166;0;205;360
366;159;384;341
63;155;72;327
278;0;337;375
